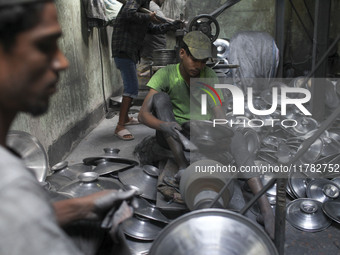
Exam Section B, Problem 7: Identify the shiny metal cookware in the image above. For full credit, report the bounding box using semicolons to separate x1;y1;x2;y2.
149;209;278;255
6;130;48;182
286;198;331;232
306;179;340;203
46;161;93;190
118;165;158;201
322;200;340;224
121;215;164;241
83;148;139;166
134;198;170;224
288;172;313;198
59;172;124;198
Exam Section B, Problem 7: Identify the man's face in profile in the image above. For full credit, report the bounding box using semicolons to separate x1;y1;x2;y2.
0;2;68;116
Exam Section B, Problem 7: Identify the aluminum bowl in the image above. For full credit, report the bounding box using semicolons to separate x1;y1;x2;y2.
149;209;278;255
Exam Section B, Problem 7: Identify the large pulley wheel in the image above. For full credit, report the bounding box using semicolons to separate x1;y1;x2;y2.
188;14;220;42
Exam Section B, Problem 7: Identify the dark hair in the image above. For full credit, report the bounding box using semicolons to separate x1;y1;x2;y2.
179;40;192;57
0;3;47;50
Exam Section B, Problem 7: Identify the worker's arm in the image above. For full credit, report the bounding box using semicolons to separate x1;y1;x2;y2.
52;190;135;226
138;89;164;130
138;89;181;139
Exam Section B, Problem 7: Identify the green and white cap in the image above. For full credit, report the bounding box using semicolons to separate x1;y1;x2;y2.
183;31;212;60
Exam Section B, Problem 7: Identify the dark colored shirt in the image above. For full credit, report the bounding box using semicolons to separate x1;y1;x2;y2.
111;0;169;63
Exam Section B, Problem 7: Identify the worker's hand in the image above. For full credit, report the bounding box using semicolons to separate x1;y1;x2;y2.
159;121;182;139
171;20;184;30
149;11;160;23
83;189;136;220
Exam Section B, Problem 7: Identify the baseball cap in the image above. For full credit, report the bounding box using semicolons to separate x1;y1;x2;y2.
0;0;51;7
183;31;212;60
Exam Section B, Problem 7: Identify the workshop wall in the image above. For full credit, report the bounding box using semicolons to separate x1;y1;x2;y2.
10;0;122;165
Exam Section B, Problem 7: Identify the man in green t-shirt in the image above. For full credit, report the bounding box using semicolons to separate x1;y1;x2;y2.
138;31;275;239
139;31;226;169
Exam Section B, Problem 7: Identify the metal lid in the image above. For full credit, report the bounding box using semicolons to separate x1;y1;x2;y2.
59;172;124;198
92;158;134;176
121;216;164;241
149;209;278;255
50;161;93;181
134;198;171;224
322;200;340;224
292;117;318;136
288;172;313;198
297;138;323;165
83;148;139;166
286;198;331;232
118;166;158;201
306;179;340;203
6;130;48;182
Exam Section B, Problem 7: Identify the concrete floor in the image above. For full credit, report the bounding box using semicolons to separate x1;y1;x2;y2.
64;108;340;255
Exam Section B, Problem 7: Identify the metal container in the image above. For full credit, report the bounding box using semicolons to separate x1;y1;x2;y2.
6;130;48;182
149;209;278;255
59;172;124;198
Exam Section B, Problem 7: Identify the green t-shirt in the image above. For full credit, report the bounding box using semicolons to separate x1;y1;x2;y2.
147;64;223;125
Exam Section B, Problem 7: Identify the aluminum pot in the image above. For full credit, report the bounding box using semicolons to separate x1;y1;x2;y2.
149;209;278;255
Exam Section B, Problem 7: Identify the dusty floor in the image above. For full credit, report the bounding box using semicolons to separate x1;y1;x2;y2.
65;108;340;255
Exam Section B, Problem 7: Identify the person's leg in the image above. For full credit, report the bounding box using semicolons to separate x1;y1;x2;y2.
114;57;139;139
152;92;189;170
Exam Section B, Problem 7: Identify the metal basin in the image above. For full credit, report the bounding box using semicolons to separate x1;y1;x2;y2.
286;198;331;232
6;130;48;182
149;209;278;255
59;172;124;198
